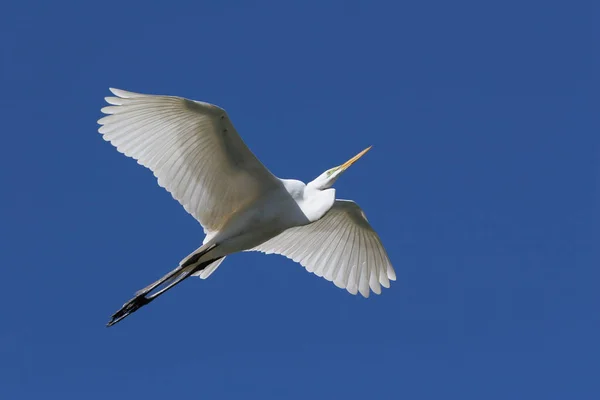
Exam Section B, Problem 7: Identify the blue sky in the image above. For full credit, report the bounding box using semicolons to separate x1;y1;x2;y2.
0;0;597;398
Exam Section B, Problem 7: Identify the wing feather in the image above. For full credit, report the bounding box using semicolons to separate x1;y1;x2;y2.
249;200;395;297
98;88;281;232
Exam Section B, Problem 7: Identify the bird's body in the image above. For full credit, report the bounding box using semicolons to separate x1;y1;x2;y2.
98;88;395;326
202;178;331;259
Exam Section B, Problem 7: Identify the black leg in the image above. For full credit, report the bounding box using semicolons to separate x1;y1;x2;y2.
132;243;217;297
106;246;221;327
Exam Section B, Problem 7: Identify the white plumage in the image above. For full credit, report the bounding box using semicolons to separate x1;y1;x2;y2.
250;200;395;297
98;88;395;326
99;88;279;234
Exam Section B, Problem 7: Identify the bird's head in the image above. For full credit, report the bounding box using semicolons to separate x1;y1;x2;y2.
308;146;372;190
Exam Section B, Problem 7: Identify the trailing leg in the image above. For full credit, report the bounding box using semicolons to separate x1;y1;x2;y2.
106;244;219;327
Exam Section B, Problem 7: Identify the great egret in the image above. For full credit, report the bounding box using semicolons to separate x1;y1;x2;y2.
98;88;396;327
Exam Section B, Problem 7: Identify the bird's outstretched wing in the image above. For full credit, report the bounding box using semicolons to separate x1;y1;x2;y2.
248;200;396;297
98;88;281;232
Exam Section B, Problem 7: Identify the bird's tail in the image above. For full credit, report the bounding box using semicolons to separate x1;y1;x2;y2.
107;243;222;327
192;257;226;279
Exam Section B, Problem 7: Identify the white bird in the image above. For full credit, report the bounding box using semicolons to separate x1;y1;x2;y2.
98;88;396;326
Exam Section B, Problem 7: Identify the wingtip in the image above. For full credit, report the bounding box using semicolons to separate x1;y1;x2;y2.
388;269;397;281
108;87;149;99
108;87;134;98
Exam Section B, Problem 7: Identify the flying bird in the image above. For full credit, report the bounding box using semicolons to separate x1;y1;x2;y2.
98;88;396;327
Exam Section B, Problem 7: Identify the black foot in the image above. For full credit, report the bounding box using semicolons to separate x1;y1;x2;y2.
106;295;151;327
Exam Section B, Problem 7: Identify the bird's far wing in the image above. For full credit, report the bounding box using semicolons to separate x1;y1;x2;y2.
98;88;281;233
248;200;396;297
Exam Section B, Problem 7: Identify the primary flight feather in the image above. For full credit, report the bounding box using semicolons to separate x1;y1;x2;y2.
98;88;395;326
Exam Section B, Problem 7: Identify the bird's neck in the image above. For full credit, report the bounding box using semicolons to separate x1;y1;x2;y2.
279;178;336;223
300;184;336;222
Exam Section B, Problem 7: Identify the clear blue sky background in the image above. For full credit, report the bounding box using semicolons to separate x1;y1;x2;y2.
1;1;597;399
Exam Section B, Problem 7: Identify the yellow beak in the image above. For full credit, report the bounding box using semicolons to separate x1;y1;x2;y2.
338;146;372;171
